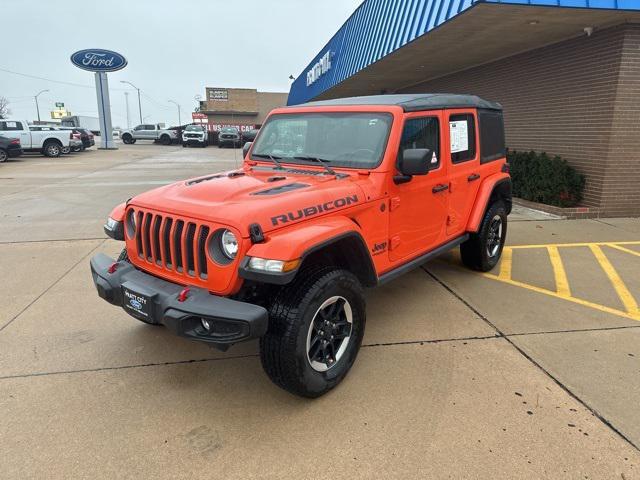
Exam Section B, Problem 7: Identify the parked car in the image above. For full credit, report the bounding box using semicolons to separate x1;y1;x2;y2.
218;127;241;148
91;93;511;398
0;135;22;162
76;128;96;149
241;128;259;144
182;124;208;148
120;124;178;145
0;120;71;157
56;127;86;152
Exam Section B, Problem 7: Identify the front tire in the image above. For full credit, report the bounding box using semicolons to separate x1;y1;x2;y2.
122;134;133;144
260;267;366;398
43;141;61;157
0;148;7;163
460;200;507;272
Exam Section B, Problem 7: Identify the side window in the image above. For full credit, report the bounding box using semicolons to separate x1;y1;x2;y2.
399;117;440;169
0;121;24;131
449;114;476;164
146;124;156;130
479;110;506;163
134;125;143;131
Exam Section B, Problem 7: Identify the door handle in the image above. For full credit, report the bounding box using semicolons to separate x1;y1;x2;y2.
467;173;480;182
432;184;449;194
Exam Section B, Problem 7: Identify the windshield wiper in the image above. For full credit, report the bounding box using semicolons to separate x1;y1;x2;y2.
252;153;284;170
292;156;336;176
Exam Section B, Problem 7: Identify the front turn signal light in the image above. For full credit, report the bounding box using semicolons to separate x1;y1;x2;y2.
248;257;300;273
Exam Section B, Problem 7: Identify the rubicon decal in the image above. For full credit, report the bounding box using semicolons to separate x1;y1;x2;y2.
271;195;359;226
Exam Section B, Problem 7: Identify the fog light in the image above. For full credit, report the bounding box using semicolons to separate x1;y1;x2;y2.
201;318;211;331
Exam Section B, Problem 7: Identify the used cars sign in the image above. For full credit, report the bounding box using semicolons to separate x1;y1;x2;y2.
70;49;127;72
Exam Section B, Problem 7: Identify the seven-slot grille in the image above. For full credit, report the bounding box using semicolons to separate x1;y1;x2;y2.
133;209;210;279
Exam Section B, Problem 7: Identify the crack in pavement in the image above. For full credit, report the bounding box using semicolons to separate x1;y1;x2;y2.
0;237;106;245
0;240;106;333
0;334;501;381
421;265;640;453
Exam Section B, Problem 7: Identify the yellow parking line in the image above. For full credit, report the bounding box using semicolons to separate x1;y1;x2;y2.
509;241;640;250
589;245;639;316
483;272;640;321
547;246;571;297
498;247;512;280
607;243;640;258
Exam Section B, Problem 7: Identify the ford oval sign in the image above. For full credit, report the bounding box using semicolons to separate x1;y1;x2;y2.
70;49;127;72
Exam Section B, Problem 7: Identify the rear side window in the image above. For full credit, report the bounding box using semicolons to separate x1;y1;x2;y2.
478;110;506;163
449;114;476;164
0;121;24;131
399;117;440;169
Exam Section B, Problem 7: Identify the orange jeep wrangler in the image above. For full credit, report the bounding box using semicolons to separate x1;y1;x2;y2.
91;94;511;397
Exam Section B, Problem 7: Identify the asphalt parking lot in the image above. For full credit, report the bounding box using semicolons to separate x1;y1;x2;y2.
1;144;639;479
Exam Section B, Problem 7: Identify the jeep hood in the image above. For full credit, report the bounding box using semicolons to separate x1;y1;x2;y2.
130;168;366;236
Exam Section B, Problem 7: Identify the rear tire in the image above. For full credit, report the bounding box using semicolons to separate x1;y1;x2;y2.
161;135;171;145
260;267;366;398
61;146;71;155
43;141;61;157
0;148;7;163
460;200;507;272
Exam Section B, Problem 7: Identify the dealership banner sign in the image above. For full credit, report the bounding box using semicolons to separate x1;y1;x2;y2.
306;50;332;86
191;114;254;132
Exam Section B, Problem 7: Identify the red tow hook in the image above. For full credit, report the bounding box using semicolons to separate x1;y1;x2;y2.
108;262;118;274
178;287;190;302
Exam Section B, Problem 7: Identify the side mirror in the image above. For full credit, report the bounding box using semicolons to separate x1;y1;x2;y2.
395;148;433;184
242;141;253;159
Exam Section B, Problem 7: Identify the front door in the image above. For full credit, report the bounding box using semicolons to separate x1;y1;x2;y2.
445;110;481;236
388;112;449;262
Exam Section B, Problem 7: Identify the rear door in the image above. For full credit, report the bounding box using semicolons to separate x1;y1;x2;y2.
444;109;481;237
388;111;449;262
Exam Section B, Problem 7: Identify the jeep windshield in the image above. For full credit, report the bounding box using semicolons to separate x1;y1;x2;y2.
250;112;392;169
185;125;204;132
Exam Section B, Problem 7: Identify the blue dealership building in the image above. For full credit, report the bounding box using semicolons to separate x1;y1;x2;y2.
288;0;640;217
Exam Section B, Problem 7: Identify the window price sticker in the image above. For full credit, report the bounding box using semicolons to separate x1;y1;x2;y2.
449;120;468;153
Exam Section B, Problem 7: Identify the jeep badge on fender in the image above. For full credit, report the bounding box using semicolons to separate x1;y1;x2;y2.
90;93;511;398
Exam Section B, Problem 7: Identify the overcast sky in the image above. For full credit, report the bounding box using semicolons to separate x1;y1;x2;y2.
0;0;362;128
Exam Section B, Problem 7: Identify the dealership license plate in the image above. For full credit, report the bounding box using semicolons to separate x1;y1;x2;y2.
122;286;152;320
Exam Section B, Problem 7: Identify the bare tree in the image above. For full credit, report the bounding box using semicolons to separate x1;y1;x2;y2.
0;96;10;119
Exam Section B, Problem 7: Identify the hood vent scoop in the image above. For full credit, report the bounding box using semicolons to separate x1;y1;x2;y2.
186;174;223;186
252;183;309;196
186;170;245;186
267;176;287;182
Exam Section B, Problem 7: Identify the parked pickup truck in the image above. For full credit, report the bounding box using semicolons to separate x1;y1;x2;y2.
120;123;178;145
91;94;511;398
0;120;72;157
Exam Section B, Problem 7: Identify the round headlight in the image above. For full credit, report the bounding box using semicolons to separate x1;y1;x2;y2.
220;230;238;259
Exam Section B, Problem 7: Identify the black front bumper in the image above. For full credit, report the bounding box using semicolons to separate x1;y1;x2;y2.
90;253;268;348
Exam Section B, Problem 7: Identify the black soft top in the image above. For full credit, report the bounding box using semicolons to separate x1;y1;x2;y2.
299;94;502;112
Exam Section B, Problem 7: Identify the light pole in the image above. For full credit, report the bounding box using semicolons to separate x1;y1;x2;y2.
124;91;131;129
120;80;142;124
34;89;49;122
168;100;181;126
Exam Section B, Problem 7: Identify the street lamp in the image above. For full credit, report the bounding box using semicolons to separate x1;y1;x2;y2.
168;99;181;126
34;89;49;122
120;80;142;124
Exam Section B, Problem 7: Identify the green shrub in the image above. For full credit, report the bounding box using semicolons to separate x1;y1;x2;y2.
507;150;586;208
